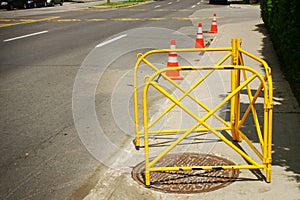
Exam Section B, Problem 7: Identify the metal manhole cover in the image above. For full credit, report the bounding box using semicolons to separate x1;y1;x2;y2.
132;153;239;193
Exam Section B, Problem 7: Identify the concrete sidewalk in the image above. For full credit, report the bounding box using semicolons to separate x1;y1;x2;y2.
82;5;300;200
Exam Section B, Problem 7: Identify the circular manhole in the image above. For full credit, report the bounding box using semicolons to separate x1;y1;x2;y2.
132;153;239;193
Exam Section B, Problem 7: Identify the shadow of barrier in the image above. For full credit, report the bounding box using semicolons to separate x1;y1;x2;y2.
133;38;273;186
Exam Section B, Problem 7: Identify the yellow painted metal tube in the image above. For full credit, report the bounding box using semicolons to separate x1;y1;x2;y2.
201;74;257;123
207;126;261;167
262;82;272;183
142;81;151;185
133;47;233;148
216;51;232;66
230;69;237;140
143;66;268;165
146;69;231;131
142;80;203;184
133;53;145;148
263;108;268;163
139;47;232;56
238;129;263;160
145;72;261;167
135;66;232;147
239;48;272;77
147;69;214;129
143;65;268;124
266;108;273;182
134;56;164;148
149;123;201;168
150;164;265;172
141;57;161;72
139;126;231;135
142;66;269;119
136;41;273;185
144;82;213;168
230;38;242;142
240;70;264;148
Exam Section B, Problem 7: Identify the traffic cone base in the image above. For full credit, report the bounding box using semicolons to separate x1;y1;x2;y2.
165;73;184;80
165;62;184;80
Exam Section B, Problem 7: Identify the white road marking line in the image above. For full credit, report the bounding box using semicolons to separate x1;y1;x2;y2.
168;2;172;4
154;5;161;8
191;5;196;8
197;2;201;5
96;34;127;48
3;30;48;42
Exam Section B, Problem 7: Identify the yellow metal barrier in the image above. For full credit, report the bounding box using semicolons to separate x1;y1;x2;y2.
133;38;273;186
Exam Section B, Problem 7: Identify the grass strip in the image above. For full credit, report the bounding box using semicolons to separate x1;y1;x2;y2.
96;0;145;6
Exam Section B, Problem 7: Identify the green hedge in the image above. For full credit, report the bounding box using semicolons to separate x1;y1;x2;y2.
260;0;300;103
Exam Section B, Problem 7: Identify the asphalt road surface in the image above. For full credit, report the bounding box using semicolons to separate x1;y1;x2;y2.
0;0;226;199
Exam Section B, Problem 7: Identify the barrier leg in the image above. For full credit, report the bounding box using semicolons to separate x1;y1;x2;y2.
266;102;273;183
134;89;140;149
145;171;151;187
266;163;272;183
231;38;242;141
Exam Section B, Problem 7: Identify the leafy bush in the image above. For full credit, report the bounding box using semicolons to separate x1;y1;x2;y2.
260;0;300;103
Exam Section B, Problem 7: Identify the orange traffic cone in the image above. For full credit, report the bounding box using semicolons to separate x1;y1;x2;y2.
209;13;218;33
195;23;205;48
166;39;184;80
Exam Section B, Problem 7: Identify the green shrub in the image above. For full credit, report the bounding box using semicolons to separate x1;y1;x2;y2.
260;0;300;103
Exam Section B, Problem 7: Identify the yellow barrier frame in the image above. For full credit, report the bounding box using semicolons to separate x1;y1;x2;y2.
133;38;273;186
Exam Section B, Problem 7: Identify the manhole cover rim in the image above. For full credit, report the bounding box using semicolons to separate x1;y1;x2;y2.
132;152;240;194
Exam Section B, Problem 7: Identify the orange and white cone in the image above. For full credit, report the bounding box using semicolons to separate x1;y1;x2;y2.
209;13;218;33
166;39;184;80
195;23;205;48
